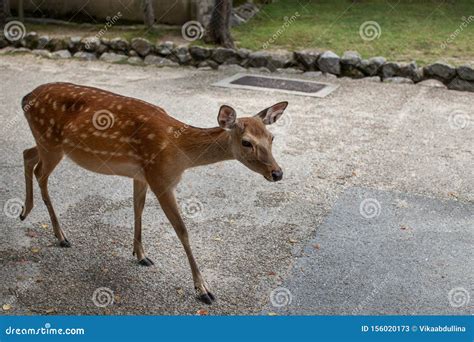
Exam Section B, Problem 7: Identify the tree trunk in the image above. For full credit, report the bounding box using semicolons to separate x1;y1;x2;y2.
0;0;6;27
204;0;235;49
142;0;155;29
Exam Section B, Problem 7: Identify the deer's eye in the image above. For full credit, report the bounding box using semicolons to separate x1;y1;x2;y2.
271;136;275;142
242;140;252;148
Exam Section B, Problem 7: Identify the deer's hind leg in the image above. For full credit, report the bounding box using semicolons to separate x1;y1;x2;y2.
20;146;39;220
34;148;70;247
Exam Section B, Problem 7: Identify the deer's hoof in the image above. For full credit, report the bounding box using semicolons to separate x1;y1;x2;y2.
59;239;72;248
19;206;26;221
138;257;154;266
198;292;216;305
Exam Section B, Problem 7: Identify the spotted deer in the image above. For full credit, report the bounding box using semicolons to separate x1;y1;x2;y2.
20;82;288;304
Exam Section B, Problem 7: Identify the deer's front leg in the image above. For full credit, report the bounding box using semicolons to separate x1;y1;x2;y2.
133;179;154;266
154;189;215;304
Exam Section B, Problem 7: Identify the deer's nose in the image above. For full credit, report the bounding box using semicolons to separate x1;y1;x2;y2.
271;169;283;182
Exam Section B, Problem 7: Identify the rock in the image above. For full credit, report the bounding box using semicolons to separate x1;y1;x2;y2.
276;67;303;74
128;50;138;57
317;51;340;75
457;65;474;81
248;67;271;73
81;37;101;52
246;51;292;71
340;53;365;77
303;71;323;78
11;47;31;54
399;62;423;82
36;35;49;49
211;47;237;64
46;38;68;52
364;76;382;82
97;44;108;54
23;32;39;49
144;55;178;67
127;56;143;65
447;77;474;92
198;60;219;70
51;49;72;59
0;47;15;54
360;56;385;76
417;79;446;88
131;38;153;57
173;46;191;64
189;46;212;61
381;62;400;78
341;51;361;67
100;52;128;63
68;36;82;52
293;50;320;70
110;37;129;52
236;48;250;60
424;62;456;81
219;64;247;73
383;77;414;84
321;73;338;80
32;49;52;58
156;41;174;56
73;51;97;61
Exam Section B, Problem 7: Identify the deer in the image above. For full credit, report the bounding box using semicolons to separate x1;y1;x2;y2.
19;82;288;304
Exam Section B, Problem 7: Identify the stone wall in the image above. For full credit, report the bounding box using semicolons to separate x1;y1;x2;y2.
1;32;473;93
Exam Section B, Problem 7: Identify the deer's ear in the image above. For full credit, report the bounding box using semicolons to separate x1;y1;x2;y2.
254;101;288;125
217;105;237;129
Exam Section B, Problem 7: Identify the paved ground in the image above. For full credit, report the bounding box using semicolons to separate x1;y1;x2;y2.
0;55;472;315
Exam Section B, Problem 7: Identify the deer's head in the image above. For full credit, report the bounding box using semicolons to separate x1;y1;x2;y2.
217;102;288;182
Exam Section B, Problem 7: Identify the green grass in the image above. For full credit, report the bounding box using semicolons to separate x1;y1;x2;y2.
232;0;474;65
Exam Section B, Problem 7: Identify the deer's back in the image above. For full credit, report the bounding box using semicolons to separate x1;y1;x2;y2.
22;82;182;179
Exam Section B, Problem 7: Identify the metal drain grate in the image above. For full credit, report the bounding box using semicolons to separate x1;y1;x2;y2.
213;73;339;98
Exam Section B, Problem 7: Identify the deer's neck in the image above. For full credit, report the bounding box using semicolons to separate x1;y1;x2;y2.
176;126;234;169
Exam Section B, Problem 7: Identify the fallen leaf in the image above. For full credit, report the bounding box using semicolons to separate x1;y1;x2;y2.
212;236;222;242
268;312;277;316
197;309;208;316
2;304;12;311
448;192;458;198
176;288;185;296
267;271;276;276
41;223;49;229
313;243;320;250
351;171;357;177
31;247;40;253
45;308;56;314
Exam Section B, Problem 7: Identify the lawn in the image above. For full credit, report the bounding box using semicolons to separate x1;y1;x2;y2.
232;0;474;65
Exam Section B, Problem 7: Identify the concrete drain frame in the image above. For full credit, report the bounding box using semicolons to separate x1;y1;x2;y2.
212;73;339;98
